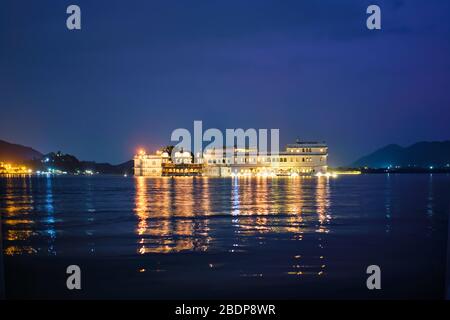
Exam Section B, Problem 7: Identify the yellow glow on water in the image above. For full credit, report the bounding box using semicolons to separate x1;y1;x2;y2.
4;246;37;256
135;176;148;236
3;219;34;226
6;230;34;241
2;174;331;283
134;177;211;254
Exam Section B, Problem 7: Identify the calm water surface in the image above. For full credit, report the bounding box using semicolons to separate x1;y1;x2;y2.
0;174;449;299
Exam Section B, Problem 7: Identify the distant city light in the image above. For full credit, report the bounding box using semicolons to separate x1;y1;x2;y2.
0;162;33;175
315;172;338;178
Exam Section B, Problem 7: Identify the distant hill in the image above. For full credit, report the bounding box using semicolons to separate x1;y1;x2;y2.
352;141;450;168
0;139;43;163
0;139;133;174
42;152;133;175
81;159;133;175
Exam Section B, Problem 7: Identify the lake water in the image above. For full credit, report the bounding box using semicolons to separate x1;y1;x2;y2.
0;174;449;299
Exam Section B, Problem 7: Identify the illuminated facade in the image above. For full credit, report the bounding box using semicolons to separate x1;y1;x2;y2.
202;141;328;177
134;140;328;177
134;150;163;176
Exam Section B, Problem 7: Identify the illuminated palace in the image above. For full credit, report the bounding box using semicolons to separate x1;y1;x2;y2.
134;140;328;177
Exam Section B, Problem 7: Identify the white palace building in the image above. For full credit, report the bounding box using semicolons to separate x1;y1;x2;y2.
134;140;328;177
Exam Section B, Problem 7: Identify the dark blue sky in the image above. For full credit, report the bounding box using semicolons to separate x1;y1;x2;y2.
1;0;449;165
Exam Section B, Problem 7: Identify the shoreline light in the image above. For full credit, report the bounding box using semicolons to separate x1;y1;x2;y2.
0;162;33;175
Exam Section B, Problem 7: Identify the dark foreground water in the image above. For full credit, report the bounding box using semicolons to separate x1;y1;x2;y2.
0;174;449;299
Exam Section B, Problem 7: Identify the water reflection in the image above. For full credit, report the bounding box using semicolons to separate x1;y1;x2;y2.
134;177;211;254
1;176;334;257
44;176;56;255
427;174;434;218
1;174;444;282
3;177;36;255
1;174;447;299
131;176;333;278
426;174;435;236
384;174;392;234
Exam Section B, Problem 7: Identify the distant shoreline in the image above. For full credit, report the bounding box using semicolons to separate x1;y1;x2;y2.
2;170;450;178
333;167;450;174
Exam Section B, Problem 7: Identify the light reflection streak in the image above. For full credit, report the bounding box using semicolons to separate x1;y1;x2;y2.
134;177;211;254
426;174;435;236
427;174;434;218
3;176;37;255
44;176;56;255
316;176;331;232
2;174;333;280
286;176;331;277
384;174;392;233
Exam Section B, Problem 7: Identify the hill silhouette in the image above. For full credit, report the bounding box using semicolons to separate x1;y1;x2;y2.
0;139;132;174
352;141;450;168
0;139;43;163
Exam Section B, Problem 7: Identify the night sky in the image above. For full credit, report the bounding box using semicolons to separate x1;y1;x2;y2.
1;0;449;165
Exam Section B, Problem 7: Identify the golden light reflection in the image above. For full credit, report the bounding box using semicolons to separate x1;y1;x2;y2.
134;177;211;254
285;178;304;234
2;176;36;255
283;177;331;277
232;178;311;237
135;176;149;236
4;246;37;255
316;176;331;232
